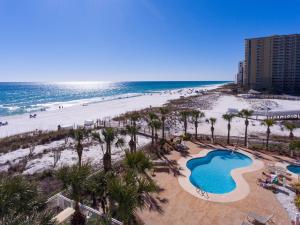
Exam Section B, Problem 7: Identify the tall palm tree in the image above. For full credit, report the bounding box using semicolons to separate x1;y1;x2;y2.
129;112;140;149
191;110;205;139
101;127;124;172
261;119;276;150
222;113;235;145
206;117;217;142
284;122;297;139
159;107;169;141
289;140;300;157
74;129;85;167
56;164;91;225
147;112;158;147
0;176;56;225
180;110;191;136
84;171;109;212
239;109;254;146
152;119;162;147
125;125;140;152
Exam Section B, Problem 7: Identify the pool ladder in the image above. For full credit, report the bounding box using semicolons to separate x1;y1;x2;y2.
196;187;209;199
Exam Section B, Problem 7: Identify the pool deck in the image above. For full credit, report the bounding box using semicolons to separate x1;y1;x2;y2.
178;148;264;202
137;141;291;225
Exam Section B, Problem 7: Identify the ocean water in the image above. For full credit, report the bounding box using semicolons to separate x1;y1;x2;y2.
0;81;228;116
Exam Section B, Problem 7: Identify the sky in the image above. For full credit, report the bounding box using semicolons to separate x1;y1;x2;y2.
0;0;299;82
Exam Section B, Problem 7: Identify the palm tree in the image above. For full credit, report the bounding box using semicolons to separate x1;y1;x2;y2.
261;119;276;150
56;164;91;225
289;140;300;157
180;110;191;136
101;127;124;172
0;176;56;225
125;125;140;152
159;107;169;140
84;171;109;213
152;119;162;147
191;110;205;139
222;113;235;145
284;122;297;139
206;117;217;142
108;172;157;225
129;112;140;149
123;151;153;176
74;129;84;167
147;112;158;147
239;109;254;146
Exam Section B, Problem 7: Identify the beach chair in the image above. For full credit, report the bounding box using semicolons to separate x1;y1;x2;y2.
247;212;274;224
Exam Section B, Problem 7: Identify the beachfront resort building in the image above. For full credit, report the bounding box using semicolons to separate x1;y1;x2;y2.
236;60;244;86
243;34;300;95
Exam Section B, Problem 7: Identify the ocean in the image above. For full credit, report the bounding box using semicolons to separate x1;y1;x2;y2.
0;81;229;117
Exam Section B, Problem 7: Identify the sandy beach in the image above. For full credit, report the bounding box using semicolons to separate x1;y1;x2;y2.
0;84;221;138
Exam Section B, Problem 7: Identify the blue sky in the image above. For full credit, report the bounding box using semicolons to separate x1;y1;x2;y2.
0;0;299;82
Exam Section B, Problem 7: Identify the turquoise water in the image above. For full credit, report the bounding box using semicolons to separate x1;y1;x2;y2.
287;165;300;174
0;81;229;116
187;150;252;194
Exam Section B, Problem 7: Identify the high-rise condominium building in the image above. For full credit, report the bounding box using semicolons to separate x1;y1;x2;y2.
243;34;300;95
236;61;244;86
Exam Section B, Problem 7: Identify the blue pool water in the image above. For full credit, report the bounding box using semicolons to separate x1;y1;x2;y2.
287;165;300;174
187;150;253;194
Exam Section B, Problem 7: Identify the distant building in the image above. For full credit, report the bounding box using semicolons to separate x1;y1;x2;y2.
243;34;300;95
236;61;244;86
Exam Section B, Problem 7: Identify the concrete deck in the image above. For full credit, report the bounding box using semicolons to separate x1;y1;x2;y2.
137;141;291;225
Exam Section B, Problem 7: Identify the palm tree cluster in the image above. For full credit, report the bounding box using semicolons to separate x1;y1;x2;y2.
0;175;56;225
55;151;157;225
179;109;205;139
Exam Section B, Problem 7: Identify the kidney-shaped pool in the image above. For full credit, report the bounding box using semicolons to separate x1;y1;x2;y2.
187;150;253;194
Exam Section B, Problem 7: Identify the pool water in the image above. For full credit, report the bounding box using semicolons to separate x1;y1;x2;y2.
187;150;253;194
287;165;300;174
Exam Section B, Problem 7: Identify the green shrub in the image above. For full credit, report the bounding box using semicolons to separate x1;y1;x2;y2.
295;195;300;210
292;183;300;195
182;133;192;141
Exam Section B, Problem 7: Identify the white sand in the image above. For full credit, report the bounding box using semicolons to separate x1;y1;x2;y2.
0;134;150;174
184;95;300;138
0;84;221;138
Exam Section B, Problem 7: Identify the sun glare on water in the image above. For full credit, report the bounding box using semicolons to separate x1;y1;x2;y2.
54;81;113;90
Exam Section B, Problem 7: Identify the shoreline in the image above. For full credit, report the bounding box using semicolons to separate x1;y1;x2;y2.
0;83;226;138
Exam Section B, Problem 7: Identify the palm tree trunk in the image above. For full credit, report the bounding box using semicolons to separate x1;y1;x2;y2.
227;123;230;145
244;120;248;146
162;119;165;140
104;144;112;172
78;154;82;167
290;130;294;139
195;121;198;139
266;128;270;150
151;126;154;146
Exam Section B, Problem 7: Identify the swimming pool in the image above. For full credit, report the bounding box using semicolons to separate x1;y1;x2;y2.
187;150;253;194
287;164;300;174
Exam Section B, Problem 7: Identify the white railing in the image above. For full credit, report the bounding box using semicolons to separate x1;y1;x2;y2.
47;193;123;225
